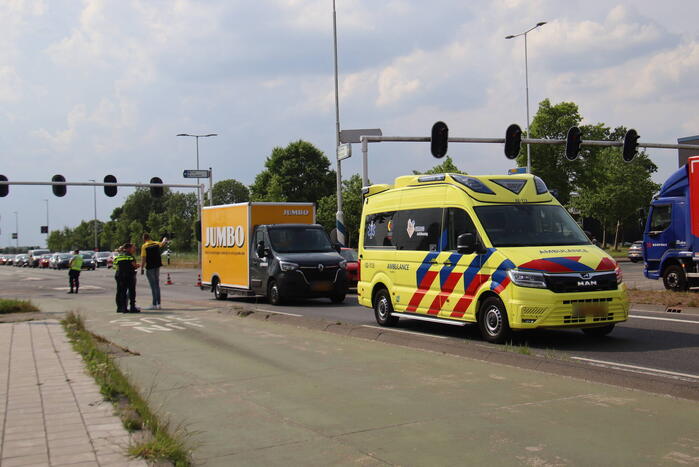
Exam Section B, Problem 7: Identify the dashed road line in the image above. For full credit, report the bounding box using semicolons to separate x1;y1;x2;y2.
570;356;699;382
361;325;448;339
629;315;699;324
253;308;303;317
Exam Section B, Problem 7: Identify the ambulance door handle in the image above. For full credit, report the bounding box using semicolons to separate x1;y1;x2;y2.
442;262;453;266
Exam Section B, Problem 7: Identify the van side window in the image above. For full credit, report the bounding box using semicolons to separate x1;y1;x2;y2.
392;208;443;251
445;208;477;251
254;229;266;256
649;205;671;232
364;212;397;249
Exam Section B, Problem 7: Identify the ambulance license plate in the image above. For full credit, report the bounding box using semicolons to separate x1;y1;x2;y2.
572;302;608;318
311;281;332;292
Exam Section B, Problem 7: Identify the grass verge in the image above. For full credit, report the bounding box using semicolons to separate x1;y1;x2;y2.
628;288;699;307
62;312;192;466
0;298;39;314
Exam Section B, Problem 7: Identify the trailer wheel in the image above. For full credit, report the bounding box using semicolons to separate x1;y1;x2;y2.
663;265;688;291
213;278;227;300
268;280;283;306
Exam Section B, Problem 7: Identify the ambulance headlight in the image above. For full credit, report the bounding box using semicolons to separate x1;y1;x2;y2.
339;260;347;269
280;261;299;272
507;269;547;289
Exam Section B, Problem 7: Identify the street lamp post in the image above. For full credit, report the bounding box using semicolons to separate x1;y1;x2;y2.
506;21;547;174
177;133;218;206
332;0;345;247
89;179;98;251
44;199;49;248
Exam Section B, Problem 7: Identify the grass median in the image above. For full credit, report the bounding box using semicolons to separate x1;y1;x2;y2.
62;311;192;466
0;298;39;314
628;288;699;307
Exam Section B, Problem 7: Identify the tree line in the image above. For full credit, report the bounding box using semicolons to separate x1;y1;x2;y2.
50;99;659;252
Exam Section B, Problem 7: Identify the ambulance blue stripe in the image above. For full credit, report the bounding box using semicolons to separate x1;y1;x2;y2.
491;259;515;290
439;252;463;287
461;248;495;291
547;257;594;272
416;252;440;286
438;229;448;251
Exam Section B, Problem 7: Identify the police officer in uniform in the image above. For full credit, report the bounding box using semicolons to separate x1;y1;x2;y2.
67;249;83;294
113;244;140;313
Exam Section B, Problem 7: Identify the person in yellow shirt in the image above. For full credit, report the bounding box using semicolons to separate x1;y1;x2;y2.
67;249;83;294
140;233;168;310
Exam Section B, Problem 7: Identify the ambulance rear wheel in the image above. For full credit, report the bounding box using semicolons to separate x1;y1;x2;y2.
268;280;284;306
213;279;227;300
374;289;398;326
479;297;511;344
663;265;688;291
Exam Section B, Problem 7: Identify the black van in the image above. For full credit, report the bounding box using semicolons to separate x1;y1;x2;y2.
249;224;347;304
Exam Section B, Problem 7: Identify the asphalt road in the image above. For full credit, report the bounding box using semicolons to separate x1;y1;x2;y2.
1;261;697;387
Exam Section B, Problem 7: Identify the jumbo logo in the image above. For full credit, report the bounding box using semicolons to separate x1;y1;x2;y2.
284;209;309;216
204;226;245;248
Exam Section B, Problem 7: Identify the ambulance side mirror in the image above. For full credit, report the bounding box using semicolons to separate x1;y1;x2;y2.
456;233;477;254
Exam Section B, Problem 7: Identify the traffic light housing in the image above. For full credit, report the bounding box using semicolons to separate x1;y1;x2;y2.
623;129;639;162
0;175;7;197
565;126;582;160
430;121;449;158
52;174;66;197
150;177;163;197
104;175;117;197
504;124;522;159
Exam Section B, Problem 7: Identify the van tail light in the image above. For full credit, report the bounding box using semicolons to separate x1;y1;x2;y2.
358;259;361;282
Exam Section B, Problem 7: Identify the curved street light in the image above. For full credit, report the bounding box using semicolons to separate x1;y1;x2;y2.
506;21;547;173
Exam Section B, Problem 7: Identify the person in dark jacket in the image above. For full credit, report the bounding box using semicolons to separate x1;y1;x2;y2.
140;233;168;310
113;244;140;313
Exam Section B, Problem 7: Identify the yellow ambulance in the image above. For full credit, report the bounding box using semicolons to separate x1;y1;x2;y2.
358;173;629;343
202;202;347;304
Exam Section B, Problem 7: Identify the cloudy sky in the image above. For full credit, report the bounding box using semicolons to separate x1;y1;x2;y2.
2;0;698;248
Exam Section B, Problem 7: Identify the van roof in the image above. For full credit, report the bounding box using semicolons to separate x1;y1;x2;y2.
364;173;554;203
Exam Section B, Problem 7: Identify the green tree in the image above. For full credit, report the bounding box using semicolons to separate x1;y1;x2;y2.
317;174;364;247
572;147;659;248
209;179;249;205
412;156;466;175
250;140;336;204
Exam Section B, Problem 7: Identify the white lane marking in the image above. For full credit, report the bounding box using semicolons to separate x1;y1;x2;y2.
570;357;699;382
361;325;448;339
253;308;303;317
629;315;699;324
109;315;204;333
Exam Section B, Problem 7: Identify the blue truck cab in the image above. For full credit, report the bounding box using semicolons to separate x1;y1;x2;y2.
643;156;699;290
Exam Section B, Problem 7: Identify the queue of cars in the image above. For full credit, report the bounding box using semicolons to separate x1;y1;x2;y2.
0;251;116;270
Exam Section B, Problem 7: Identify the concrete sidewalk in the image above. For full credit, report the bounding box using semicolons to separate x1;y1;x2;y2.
0;320;145;467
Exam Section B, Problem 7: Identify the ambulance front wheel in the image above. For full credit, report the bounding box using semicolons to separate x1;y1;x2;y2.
479;297;511;344
374;289;398;326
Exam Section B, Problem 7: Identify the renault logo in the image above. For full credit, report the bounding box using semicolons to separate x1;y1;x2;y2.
317;264;324;272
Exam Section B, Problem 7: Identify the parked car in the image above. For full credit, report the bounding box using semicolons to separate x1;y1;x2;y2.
94;251;112;268
14;254;29;267
38;254;52;268
28;249;50;267
0;254;9;265
81;252;97;270
340;248;359;288
3;254;14;265
628;240;643;263
51;253;72;269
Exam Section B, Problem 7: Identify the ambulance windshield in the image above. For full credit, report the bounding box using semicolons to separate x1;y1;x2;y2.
268;227;335;253
474;204;590;247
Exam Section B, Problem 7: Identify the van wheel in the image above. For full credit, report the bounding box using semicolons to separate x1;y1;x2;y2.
268;280;283;306
213;279;227;300
479;297;511;344
374;289;398;326
663;265;688;291
330;292;345;304
582;323;615;337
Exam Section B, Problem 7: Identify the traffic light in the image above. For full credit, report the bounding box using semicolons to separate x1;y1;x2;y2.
0;175;7;197
504;124;522;159
104;175;117;197
565;126;582;160
623;129;640;162
430;121;449;158
52;174;66;197
150;177;163;197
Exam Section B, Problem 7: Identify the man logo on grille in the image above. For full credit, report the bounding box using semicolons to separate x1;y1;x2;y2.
580;272;591;279
318;264;324;272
